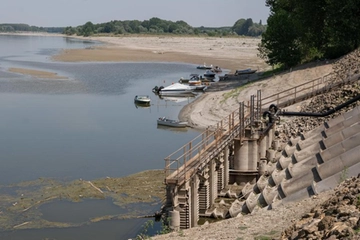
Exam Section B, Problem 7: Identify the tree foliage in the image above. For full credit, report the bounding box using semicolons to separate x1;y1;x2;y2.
0;23;63;33
232;18;266;36
59;17;265;37
259;0;360;68
0;17;266;38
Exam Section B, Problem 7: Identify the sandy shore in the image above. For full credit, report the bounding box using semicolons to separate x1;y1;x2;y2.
53;35;268;73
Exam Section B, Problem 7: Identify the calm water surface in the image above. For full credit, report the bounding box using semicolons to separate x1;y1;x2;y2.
0;35;209;239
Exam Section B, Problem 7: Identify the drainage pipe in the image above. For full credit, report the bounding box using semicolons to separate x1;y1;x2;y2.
278;94;360;117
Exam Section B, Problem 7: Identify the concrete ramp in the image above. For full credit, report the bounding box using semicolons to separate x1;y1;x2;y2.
241;104;360;213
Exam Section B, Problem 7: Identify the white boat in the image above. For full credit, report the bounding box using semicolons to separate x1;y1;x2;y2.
134;95;151;105
158;83;194;96
157;117;188;128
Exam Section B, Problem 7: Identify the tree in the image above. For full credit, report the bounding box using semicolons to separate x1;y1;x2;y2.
259;9;301;68
261;0;360;67
232;18;246;35
324;0;360;58
81;21;94;36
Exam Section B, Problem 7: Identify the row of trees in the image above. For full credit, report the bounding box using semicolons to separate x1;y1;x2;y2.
0;18;266;38
0;23;63;33
259;0;360;68
62;17;266;37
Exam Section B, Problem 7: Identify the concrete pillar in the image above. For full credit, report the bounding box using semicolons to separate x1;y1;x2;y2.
234;139;247;171
198;180;209;213
248;140;258;171
190;175;199;228
169;210;180;231
267;127;274;150
234;138;258;171
209;159;217;204
259;135;267;160
217;162;224;191
223;146;229;186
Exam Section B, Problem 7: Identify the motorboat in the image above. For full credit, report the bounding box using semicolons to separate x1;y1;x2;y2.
203;70;216;78
157;117;188;128
196;63;213;70
156;83;194;96
134;95;151;105
212;66;222;73
179;74;200;83
188;79;208;91
235;68;257;75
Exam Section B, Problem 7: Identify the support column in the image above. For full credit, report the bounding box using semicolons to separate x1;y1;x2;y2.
190;175;199;228
231;129;259;184
209;159;217;204
223;146;230;186
217;161;224;191
198;180;210;214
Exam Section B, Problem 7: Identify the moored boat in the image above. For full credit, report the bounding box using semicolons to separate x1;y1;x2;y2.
155;83;194;96
204;70;216;78
212;66;222;73
134;95;151;104
235;68;257;75
157;117;188;128
196;63;213;70
188;79;208;91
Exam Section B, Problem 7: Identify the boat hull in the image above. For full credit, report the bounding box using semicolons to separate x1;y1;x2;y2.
159;90;194;96
134;95;151;104
157;118;188;128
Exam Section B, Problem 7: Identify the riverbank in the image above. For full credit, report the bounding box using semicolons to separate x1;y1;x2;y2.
53;35;268;74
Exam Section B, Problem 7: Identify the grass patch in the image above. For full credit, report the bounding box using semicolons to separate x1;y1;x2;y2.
221;85;247;103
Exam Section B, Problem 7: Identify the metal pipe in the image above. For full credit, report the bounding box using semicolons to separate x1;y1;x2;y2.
278;94;360;117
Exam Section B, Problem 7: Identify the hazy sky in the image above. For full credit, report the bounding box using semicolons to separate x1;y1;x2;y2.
1;0;270;28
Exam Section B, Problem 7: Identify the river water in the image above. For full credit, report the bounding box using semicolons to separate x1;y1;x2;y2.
0;34;208;239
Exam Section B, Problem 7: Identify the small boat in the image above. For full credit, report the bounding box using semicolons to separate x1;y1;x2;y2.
134;95;151;104
212;66;222;73
179;74;200;83
235;68;257;75
188;79;208;91
155;83;194;96
157;117;188;128
196;63;213;70
204;70;216;78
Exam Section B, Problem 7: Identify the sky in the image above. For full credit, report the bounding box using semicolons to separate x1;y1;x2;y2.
1;0;270;28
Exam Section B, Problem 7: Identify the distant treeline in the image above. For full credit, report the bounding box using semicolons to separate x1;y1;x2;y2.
0;17;266;37
63;17;265;37
0;23;64;33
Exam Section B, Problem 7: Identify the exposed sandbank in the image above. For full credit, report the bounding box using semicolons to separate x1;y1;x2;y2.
9;68;68;79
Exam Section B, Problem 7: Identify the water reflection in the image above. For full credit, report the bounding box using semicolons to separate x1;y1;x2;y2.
156;124;189;133
40;198;127;223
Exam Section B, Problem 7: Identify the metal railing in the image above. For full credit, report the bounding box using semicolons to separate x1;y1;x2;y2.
164;68;360;186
